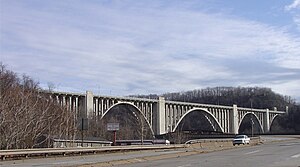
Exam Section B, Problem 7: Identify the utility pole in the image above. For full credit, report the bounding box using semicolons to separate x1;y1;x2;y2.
251;99;254;137
113;130;117;146
141;117;144;145
250;89;254;137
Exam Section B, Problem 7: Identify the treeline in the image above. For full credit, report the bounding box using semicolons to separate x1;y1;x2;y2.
133;87;300;133
0;63;76;149
135;87;296;110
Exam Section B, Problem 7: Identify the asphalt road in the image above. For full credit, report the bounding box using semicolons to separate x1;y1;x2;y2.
0;148;186;167
118;139;300;167
1;136;299;167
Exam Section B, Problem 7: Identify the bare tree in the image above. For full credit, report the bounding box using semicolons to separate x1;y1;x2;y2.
0;63;76;149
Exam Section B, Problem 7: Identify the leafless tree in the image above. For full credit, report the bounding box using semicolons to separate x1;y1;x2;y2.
0;63;76;149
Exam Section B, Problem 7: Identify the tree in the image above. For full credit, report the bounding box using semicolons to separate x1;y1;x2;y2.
0;63;76;149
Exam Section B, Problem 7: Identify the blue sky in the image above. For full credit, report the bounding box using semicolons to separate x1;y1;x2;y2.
1;0;300;101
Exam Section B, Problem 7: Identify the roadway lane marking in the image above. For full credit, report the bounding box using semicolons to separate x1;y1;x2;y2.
291;153;300;158
245;150;261;155
133;158;144;162
177;164;191;167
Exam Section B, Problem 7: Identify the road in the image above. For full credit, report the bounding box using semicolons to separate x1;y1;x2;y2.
0;136;299;167
118;139;300;167
0;148;186;167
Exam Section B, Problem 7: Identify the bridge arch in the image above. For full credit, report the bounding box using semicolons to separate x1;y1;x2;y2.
101;102;155;137
172;108;224;133
269;114;280;128
238;112;264;134
269;114;282;132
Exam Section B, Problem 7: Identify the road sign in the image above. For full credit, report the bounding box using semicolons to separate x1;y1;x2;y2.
107;123;120;131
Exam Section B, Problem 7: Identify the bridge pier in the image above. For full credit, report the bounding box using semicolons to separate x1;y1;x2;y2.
230;104;239;134
263;109;270;133
86;91;94;118
155;97;166;135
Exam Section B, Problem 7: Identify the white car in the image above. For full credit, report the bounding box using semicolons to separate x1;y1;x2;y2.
232;135;250;146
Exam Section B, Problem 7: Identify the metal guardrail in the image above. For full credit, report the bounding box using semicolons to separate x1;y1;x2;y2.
0;145;185;160
185;137;261;145
185;138;232;144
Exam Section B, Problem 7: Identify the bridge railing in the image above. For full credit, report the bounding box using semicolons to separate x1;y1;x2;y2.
165;100;234;109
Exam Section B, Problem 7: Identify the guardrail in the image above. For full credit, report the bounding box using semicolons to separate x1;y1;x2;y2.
185;137;261;148
0;145;185;160
185;138;232;144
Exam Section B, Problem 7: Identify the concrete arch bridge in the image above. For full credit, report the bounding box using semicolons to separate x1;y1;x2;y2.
50;91;286;135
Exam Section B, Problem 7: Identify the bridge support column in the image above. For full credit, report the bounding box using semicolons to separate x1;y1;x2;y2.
263;109;270;133
156;97;166;135
230;104;239;134
86;91;94;118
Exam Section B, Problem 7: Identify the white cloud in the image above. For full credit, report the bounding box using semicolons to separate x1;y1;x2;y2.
285;0;300;11
285;0;300;32
1;1;300;100
293;15;300;31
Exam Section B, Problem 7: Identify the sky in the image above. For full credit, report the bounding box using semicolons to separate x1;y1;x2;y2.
1;0;300;101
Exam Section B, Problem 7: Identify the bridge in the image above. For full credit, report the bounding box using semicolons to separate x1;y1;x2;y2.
49;91;286;136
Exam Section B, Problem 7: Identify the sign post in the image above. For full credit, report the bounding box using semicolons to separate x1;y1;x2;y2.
79;118;88;147
107;123;119;146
